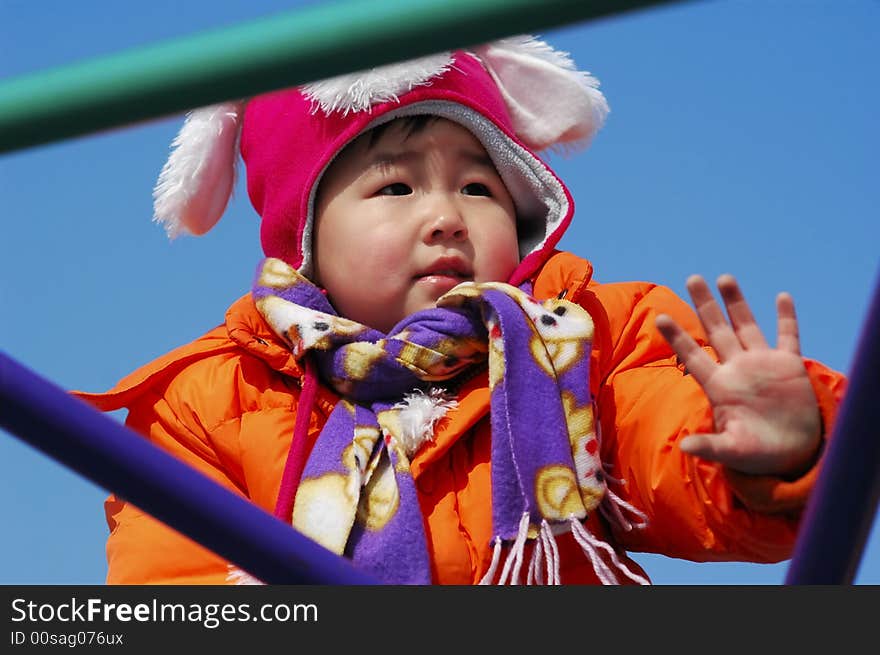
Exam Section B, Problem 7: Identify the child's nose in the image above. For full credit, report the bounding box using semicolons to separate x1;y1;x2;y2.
424;212;468;243
423;196;468;243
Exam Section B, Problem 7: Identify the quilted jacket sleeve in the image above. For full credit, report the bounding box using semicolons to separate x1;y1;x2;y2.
104;386;243;585
90;350;301;585
583;281;846;563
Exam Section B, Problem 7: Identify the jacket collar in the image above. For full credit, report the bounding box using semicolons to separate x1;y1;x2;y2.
225;294;303;378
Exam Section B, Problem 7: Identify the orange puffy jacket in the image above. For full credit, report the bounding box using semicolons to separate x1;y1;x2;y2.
75;251;846;585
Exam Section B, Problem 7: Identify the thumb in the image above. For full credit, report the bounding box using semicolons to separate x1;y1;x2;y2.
678;433;724;461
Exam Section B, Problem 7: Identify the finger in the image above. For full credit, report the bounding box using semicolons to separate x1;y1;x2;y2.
716;274;770;350
776;292;802;355
655;314;718;383
685;275;741;361
679;433;739;464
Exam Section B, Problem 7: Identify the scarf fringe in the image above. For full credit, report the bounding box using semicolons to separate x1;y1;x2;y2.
596;449;649;533
600;485;650;533
538;520;561;584
593;411;650;534
478;513;650;586
570;518;650;585
226;565;265;585
478;536;504;585
527;529;544;585
569;519;618;584
481;513;561;585
498;512;531;584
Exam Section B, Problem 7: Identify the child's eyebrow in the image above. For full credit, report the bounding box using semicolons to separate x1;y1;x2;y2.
365;150;420;170
459;150;497;171
365;149;497;173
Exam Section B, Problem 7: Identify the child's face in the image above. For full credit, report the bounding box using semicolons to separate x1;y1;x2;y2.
313;118;519;332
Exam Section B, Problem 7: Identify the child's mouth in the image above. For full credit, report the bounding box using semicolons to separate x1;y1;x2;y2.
416;271;471;285
414;267;473;294
420;269;468;279
415;257;473;285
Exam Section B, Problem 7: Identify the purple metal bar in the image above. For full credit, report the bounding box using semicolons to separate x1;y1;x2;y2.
0;352;379;585
785;266;880;584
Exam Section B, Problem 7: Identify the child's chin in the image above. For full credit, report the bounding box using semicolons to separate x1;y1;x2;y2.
402;298;445;320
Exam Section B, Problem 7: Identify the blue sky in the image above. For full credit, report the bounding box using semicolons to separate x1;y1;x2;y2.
1;0;877;585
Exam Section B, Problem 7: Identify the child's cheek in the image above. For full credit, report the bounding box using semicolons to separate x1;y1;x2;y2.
365;235;409;272
474;223;520;282
342;230;412;294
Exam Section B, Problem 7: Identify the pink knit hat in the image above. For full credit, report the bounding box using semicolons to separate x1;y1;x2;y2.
153;36;609;285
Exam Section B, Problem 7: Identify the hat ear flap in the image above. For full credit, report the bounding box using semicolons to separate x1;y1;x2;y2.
472;36;609;153
153;101;245;237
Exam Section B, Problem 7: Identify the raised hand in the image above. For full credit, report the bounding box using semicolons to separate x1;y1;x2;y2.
655;274;822;478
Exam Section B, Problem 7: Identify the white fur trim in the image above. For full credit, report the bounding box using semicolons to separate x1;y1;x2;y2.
473;36;609;153
153;102;244;237
300;36;607;151
302;53;454;115
392;388;457;457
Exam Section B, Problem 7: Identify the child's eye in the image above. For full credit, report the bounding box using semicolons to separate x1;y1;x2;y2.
461;183;492;197
378;183;412;196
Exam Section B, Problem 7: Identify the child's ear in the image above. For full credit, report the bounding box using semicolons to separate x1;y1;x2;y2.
472;36;609;154
153;101;245;238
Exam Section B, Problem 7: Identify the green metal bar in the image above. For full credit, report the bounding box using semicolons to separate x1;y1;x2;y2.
0;0;679;154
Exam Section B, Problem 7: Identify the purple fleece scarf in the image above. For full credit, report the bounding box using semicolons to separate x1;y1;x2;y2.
252;257;628;585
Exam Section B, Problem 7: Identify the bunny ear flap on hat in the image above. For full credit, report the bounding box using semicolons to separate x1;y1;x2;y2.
471;36;609;154
152;101;245;237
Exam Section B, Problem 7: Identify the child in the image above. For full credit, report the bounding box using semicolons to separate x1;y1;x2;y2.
76;36;846;585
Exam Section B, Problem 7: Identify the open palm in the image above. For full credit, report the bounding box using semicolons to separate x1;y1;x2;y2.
656;275;821;477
